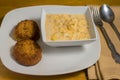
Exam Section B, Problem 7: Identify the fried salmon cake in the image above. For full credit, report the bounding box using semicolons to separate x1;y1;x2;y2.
13;39;42;66
13;20;40;41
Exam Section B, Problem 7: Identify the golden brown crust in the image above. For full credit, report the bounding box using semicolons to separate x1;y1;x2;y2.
13;39;42;66
13;20;40;41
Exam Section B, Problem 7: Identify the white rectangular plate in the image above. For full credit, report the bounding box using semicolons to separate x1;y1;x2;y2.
0;5;101;75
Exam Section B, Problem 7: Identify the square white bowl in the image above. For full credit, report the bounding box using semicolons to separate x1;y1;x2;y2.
40;6;97;47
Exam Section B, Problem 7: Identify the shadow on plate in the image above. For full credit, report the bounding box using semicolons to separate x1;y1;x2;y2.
0;16;3;26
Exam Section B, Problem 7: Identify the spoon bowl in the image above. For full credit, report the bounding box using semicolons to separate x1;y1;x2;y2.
100;4;115;23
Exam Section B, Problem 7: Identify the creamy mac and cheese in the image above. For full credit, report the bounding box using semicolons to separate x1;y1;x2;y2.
45;14;91;41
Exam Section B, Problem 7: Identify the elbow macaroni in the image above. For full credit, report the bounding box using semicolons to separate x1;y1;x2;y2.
45;14;91;41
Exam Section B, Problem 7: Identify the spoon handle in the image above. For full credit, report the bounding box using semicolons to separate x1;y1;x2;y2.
100;26;120;63
110;23;120;40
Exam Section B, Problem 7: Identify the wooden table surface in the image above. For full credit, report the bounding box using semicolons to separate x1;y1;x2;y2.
0;0;120;80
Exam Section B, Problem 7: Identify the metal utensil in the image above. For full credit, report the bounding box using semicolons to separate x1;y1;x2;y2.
92;6;120;63
99;4;120;40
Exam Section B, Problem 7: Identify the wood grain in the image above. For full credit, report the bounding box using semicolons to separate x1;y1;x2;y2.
0;0;120;17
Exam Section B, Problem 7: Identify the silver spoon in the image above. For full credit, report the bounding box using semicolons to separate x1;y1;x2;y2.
99;4;120;40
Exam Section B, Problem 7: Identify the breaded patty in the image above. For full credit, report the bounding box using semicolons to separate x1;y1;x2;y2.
13;20;40;41
13;39;42;66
